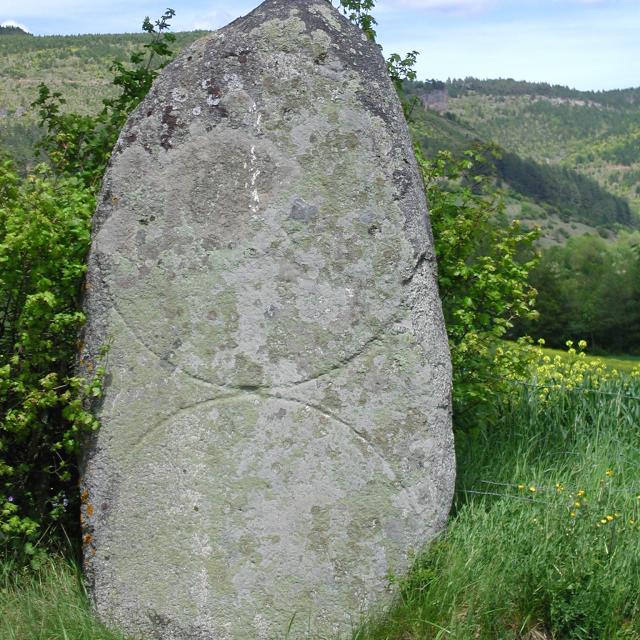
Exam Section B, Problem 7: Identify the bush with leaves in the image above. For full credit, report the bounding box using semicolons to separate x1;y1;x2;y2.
0;158;101;556
332;0;378;41
0;11;177;558
419;147;539;424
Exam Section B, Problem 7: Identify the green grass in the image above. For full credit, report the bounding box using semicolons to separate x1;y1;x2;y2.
357;372;640;639
0;555;126;640
3;372;640;639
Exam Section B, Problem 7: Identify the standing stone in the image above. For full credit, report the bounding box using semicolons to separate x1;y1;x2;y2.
80;0;454;637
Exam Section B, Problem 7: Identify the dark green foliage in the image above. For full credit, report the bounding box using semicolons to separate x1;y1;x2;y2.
520;234;640;354
405;78;640;219
494;149;635;227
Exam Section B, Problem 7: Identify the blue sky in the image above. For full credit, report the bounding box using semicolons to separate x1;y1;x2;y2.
1;0;638;90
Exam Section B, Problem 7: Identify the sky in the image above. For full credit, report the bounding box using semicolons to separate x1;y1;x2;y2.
0;0;638;91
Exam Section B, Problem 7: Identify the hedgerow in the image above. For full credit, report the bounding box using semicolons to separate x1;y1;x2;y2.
0;12;176;559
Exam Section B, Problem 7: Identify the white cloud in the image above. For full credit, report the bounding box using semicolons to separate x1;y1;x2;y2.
1;19;32;32
391;0;496;12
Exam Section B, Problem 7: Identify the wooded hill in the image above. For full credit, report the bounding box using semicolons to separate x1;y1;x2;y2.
0;30;205;167
409;78;640;225
1;32;638;243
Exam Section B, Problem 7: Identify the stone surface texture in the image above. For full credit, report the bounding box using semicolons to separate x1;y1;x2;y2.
80;0;455;637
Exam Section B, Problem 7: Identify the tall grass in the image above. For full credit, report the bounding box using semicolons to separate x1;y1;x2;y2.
3;359;640;639
358;368;640;639
0;555;126;640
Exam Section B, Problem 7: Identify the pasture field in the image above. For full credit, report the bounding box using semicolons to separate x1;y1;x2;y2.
3;352;640;639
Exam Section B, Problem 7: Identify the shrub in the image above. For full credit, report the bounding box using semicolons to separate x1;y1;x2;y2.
0;159;101;556
1;11;177;557
420;147;539;424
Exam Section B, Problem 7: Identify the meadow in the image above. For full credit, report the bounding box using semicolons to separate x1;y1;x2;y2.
3;349;640;639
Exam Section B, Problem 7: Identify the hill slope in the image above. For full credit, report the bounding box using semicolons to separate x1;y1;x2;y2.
0;30;206;166
0;32;637;242
405;91;637;242
411;78;640;217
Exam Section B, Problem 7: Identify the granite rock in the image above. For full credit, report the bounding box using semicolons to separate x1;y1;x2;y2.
80;1;455;637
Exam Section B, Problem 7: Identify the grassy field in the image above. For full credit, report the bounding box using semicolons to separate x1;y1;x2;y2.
0;557;126;640
358;365;640;639
3;359;640;639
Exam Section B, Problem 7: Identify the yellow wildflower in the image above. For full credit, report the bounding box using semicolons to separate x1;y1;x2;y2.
605;469;614;477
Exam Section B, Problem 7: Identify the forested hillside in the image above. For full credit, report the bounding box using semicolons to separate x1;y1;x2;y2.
2;33;637;236
407;99;636;237
404;79;640;353
417;78;640;217
2;32;639;351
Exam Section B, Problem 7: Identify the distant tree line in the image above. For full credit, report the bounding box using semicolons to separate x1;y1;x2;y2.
516;233;640;354
0;26;31;36
0;31;206;62
443;77;640;109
